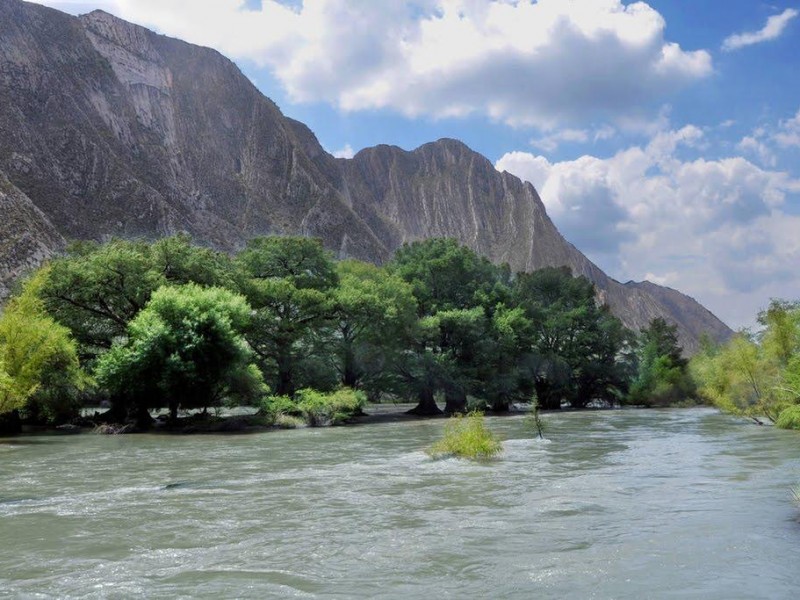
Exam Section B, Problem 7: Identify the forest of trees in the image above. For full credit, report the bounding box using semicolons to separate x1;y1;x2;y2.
0;235;700;433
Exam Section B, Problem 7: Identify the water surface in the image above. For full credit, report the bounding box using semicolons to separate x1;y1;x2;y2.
1;408;798;598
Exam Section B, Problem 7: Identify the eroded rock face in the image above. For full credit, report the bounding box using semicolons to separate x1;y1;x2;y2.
0;170;64;298
0;0;731;352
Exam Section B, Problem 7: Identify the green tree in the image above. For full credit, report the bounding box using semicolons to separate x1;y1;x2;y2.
0;269;85;424
692;333;782;423
389;238;509;315
628;318;695;406
235;237;337;396
388;239;513;414
513;267;629;410
39;236;234;356
331;260;417;396
95;284;264;424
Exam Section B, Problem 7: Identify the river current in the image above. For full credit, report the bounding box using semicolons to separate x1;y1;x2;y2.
1;407;798;599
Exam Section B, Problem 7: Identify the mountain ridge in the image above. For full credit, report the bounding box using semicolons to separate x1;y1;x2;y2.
0;0;732;352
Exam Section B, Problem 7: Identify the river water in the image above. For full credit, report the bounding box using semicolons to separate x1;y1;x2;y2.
1;408;798;599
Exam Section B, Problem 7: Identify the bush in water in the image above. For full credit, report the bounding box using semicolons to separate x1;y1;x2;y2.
427;411;502;460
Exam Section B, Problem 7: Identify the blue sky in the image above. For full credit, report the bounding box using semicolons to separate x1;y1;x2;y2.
31;0;800;330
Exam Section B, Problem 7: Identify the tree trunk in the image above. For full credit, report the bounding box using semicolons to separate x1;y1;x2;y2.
535;379;561;410
341;343;359;388
407;388;443;416
444;389;467;415
276;349;294;397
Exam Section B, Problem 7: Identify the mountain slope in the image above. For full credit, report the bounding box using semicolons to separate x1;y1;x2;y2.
0;0;731;352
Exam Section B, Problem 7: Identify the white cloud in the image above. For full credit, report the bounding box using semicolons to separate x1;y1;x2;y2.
530;129;589;152
496;126;800;328
773;108;800;148
722;8;799;51
332;143;355;159
30;0;712;130
529;126;616;153
737;135;776;167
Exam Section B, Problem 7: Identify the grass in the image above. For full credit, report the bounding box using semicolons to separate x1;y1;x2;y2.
427;411;502;461
273;413;305;429
776;405;800;430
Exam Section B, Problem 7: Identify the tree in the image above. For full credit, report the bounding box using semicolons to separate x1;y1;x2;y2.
389;238;508;316
628;318;695;406
0;269;85;424
39;236;234;357
331;260;417;396
758;300;800;367
95;284;264;424
388;239;513;414
235;237;337;396
513;267;629;410
692;333;782;423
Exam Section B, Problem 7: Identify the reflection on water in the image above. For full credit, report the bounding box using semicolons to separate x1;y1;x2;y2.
1;408;799;599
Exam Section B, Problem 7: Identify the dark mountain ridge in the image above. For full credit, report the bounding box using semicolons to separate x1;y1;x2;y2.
0;0;732;352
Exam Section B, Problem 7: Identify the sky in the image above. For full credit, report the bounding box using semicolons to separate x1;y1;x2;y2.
29;0;800;330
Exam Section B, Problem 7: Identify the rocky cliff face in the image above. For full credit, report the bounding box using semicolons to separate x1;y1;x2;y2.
0;0;731;351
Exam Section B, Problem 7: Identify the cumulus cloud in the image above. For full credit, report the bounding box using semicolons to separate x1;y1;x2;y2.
774;108;800;148
722;8;799;51
30;0;712;129
496;126;800;327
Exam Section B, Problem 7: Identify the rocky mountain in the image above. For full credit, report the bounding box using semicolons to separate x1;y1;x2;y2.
0;0;732;352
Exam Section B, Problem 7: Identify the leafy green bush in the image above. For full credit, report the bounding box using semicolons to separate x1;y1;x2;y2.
261;395;300;418
776;405;800;430
296;388;366;426
262;388;366;427
427;411;502;460
274;413;306;429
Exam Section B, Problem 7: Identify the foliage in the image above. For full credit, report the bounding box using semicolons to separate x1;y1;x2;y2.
39;235;234;357
235;237;337;396
264;387;366;426
274;413;306;429
5;234;647;424
95;284;265;420
0;270;85;422
776;405;800;430
427;411;502;460
296;387;366;426
236;236;337;291
513;267;632;410
331;260;418;396
628;318;696;407
693;334;787;424
390;238;508;315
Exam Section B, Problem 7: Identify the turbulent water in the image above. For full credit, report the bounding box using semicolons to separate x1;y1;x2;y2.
1;408;798;599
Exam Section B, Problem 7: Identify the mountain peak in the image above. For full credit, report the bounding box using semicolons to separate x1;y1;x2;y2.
0;2;732;353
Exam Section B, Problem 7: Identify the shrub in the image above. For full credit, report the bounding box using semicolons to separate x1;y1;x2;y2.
776;405;800;430
261;395;300;418
274;413;306;429
427;411;502;460
296;388;366;426
262;388;366;427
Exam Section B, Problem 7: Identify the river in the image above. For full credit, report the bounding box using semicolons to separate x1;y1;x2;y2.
1;407;798;598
